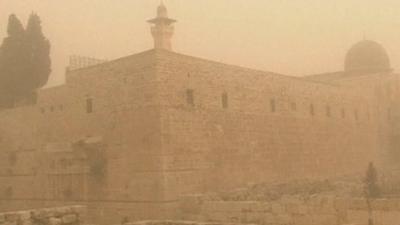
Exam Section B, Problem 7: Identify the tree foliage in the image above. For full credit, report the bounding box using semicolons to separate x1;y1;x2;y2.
0;13;51;108
0;14;27;107
364;162;381;199
26;13;51;89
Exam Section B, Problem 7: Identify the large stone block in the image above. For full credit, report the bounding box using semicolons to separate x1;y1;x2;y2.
261;212;275;224
348;198;368;210
311;214;337;225
271;203;285;214
2;222;18;225
18;211;31;221
62;214;77;224
49;218;62;225
261;203;272;212
292;215;313;225
4;213;19;222
347;210;369;225
275;213;292;224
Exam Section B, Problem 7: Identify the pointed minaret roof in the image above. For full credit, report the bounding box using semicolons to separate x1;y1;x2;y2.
147;1;177;51
148;1;176;24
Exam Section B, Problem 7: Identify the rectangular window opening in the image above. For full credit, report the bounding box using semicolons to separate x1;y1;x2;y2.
354;109;359;121
186;89;194;106
326;106;331;117
291;102;297;111
222;93;228;109
270;99;276;113
86;98;93;113
310;104;315;116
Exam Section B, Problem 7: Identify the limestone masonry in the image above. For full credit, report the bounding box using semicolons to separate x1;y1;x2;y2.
0;206;86;225
0;3;399;225
180;194;400;225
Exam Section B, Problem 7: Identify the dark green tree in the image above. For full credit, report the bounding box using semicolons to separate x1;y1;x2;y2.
0;14;28;108
364;162;381;198
0;13;51;109
25;13;51;89
364;162;381;225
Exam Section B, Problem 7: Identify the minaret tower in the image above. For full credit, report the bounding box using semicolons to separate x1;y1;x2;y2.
147;1;177;51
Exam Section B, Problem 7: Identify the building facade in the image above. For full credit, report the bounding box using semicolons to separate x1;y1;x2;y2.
0;3;399;224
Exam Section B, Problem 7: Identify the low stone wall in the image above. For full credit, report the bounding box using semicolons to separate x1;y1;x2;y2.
180;195;400;225
0;206;86;225
125;220;253;225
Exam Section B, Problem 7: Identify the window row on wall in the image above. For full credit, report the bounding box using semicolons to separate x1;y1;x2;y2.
40;98;94;114
40;89;393;122
40;105;64;114
184;89;393;121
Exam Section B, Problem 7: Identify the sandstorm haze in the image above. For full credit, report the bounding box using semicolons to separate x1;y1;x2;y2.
1;0;400;86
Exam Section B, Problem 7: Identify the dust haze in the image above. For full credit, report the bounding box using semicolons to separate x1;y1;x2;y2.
2;0;400;86
1;1;400;225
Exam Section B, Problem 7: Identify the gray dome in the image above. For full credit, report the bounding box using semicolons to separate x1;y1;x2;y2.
344;40;391;73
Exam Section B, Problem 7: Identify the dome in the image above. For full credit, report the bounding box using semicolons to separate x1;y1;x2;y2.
344;40;391;73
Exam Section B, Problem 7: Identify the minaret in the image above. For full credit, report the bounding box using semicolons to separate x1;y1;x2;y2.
147;1;177;51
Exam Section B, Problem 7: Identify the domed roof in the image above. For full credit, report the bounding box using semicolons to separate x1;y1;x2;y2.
344;40;391;73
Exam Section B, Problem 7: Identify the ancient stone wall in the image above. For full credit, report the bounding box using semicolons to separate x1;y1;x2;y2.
0;50;170;223
124;220;252;225
0;49;399;224
0;206;86;225
155;50;398;200
180;195;400;225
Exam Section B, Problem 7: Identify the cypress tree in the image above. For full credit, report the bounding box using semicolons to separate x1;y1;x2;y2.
364;162;380;225
0;14;28;108
26;13;51;89
0;13;51;109
364;162;381;198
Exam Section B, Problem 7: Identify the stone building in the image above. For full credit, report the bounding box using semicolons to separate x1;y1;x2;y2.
0;3;399;225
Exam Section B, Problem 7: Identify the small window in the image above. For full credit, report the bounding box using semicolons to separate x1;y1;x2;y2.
186;89;194;106
326;106;331;117
270;99;276;113
354;109;359;121
8;152;17;166
341;108;346;119
4;186;13;198
290;102;297;111
86;98;93;113
222;92;228;109
310;104;315;116
63;189;73;200
387;83;392;96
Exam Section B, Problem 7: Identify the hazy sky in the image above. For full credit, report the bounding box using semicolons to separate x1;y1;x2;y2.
1;0;400;86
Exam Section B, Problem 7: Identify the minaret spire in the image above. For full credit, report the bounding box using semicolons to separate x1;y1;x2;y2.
147;1;177;51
